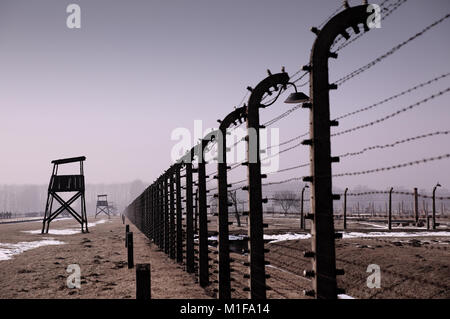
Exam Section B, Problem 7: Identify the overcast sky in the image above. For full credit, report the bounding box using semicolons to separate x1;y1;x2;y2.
0;0;449;192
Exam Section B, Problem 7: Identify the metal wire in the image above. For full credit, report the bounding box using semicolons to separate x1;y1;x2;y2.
338;130;450;159
335;13;450;85
333;153;450;177
334;72;450;121
332;87;450;137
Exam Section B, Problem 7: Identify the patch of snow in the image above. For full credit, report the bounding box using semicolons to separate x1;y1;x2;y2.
208;235;247;241
343;231;450;239
22;219;109;235
338;294;355;299
24;229;80;235
264;233;311;243
262;231;450;243
0;238;65;261
353;222;388;229
87;219;108;227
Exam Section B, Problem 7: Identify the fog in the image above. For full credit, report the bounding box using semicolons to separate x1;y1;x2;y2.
0;180;146;215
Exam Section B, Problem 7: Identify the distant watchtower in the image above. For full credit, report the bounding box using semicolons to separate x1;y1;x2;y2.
95;194;110;219
108;201;118;216
42;156;88;233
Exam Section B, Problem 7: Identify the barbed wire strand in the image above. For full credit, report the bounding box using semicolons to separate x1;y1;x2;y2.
332;87;450;137
338;130;450;158
333;153;450;177
335;13;450;86
334;72;450;121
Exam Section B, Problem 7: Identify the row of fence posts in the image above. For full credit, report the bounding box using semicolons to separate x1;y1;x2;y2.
341;187;444;230
123;70;293;299
121;220;151;299
122;151;445;301
123;3;436;299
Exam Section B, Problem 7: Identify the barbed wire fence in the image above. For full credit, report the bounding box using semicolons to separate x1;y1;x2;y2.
124;0;450;300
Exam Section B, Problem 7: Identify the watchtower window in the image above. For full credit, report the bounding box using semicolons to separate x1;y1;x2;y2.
51;175;85;192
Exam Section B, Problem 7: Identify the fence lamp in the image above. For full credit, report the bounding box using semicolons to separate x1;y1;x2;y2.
284;82;310;104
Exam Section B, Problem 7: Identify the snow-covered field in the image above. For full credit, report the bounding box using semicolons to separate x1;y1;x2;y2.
263;231;450;243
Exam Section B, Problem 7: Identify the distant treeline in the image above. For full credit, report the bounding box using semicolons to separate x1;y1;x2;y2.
0;180;147;215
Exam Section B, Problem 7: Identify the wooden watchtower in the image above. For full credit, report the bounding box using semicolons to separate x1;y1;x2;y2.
108;201;118;216
41;156;88;233
95;194;110;218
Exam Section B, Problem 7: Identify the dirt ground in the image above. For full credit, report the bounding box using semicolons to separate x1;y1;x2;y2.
199;234;449;299
0;217;211;299
205;214;450;299
265;236;450;299
0;215;448;299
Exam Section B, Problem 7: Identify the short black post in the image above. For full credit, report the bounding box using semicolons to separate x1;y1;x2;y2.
125;224;130;248
127;232;134;269
136;263;151;300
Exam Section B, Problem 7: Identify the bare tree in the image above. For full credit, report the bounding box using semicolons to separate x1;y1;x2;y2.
228;190;242;227
209;196;218;215
273;191;299;216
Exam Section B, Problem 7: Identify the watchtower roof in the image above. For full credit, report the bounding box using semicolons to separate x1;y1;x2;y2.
51;156;86;165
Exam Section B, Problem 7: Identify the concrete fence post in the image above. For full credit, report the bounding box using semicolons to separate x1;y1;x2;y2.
127;232;134;269
125;224;130;248
136;263;151;300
